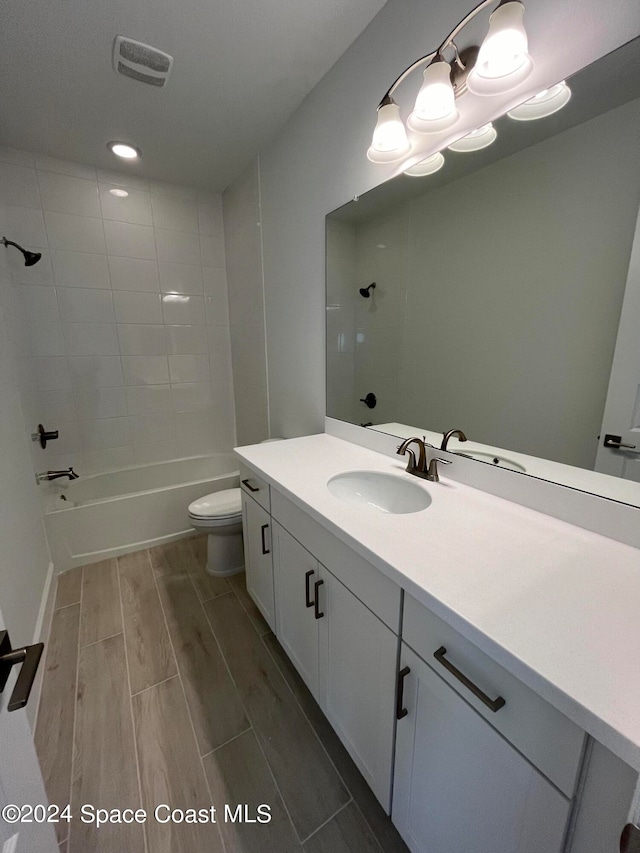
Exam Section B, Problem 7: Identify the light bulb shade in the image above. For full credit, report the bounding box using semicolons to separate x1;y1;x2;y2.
367;102;411;164
403;152;445;177
467;1;533;96
407;60;459;134
507;81;571;120
448;122;497;152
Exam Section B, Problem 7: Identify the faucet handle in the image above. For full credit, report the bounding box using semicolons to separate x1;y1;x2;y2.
426;456;452;483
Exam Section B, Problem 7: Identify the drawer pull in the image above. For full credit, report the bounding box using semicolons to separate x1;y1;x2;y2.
305;570;315;608
260;524;270;555
434;646;505;713
242;478;260;493
396;665;411;720
314;580;324;619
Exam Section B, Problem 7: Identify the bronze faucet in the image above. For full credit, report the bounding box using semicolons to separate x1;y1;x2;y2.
397;437;452;482
441;429;468;451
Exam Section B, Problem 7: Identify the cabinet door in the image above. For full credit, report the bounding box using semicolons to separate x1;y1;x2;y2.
318;566;398;813
393;644;571;853
272;522;320;696
242;492;275;630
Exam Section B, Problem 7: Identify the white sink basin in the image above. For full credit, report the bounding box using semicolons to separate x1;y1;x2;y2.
455;450;526;473
327;470;431;514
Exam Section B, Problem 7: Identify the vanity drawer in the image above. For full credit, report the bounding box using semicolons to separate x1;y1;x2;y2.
271;490;401;633
239;463;270;512
403;594;585;798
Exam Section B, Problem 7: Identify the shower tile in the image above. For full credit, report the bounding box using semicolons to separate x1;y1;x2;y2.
113;290;162;324
19;285;60;322
165;324;208;354
74;387;128;420
44;211;106;254
68;355;123;388
51;251;110;289
155;227;200;264
24;356;71;391
117;324;167;355
38;171;101;218
108;256;160;292
133;439;178;465
149;180;198;200
125;384;172;415
199;234;225;267
8;248;54;285
129;411;175;444
57;287;115;323
22;388;77;427
158;260;203;294
150;193;198;233
79;417;131;451
20;322;65;357
202;265;227;298
35;155;97;181
4;205;48;247
0;146;34;167
0;162;41;207
104;220;156;260
63;323;119;356
122;354;170;386
161;293;205;325
197;196;223;236
171;381;212;412
96;169;150;193
204;291;229;326
80;446;133;474
98;183;152;226
168;354;210;384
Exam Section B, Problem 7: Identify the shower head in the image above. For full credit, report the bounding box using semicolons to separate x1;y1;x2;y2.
1;237;42;266
359;282;376;298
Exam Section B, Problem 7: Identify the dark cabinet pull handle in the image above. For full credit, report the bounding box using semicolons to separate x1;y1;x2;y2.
0;631;45;712
260;524;270;555
305;570;315;608
242;478;259;493
396;666;411;719
434;646;505;712
313;580;324;619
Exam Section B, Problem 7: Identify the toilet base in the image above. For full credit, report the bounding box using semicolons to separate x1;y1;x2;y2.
205;529;244;577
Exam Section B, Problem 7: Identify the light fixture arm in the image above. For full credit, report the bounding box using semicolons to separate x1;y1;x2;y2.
378;0;497;107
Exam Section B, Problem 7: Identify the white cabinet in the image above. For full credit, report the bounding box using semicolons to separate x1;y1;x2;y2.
241;491;275;631
393;643;572;853
272;520;398;811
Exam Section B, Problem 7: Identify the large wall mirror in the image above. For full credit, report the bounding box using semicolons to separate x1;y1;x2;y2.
326;36;640;507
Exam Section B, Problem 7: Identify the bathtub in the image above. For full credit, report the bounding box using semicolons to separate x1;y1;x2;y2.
44;454;239;571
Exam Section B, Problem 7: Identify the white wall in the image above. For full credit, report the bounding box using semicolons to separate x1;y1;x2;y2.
0;147;235;476
256;0;640;438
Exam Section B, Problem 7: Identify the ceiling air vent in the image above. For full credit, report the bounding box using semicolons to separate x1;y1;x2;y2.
113;36;173;88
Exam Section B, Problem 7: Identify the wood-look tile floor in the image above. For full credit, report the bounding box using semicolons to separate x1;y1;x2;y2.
35;536;409;853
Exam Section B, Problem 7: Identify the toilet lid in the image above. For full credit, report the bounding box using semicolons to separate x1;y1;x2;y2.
188;487;242;519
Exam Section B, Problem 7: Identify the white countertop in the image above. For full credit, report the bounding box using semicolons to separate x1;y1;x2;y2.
236;433;640;771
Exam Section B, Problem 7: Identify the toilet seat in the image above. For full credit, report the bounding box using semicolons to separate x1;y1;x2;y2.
188;487;242;523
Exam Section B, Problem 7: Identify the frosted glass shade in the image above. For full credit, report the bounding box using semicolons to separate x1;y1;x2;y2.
507;81;572;120
467;1;533;96
403;152;445;177
448;123;497;152
408;60;459;134
367;102;411;164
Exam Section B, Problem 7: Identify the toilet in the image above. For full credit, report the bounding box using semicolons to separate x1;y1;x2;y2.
188;487;244;577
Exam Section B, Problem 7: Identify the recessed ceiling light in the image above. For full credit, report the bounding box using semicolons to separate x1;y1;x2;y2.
109;188;129;198
107;141;142;160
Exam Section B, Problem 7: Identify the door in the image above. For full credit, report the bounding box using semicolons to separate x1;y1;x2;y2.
318;566;397;812
392;644;571;853
272;522;320;696
242;492;275;630
0;606;57;853
595;204;640;481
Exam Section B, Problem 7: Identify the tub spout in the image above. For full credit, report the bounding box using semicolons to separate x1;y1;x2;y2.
36;467;79;483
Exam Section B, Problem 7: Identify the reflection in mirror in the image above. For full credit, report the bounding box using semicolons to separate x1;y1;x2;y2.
326;37;640;507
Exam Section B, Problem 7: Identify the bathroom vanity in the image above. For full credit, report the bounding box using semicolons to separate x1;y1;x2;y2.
237;433;640;853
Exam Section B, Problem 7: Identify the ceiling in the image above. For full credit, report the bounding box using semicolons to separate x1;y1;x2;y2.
0;0;386;192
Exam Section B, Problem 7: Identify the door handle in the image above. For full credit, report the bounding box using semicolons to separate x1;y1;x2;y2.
620;824;640;852
604;434;638;451
241;478;260;492
260;524;270;555
0;631;44;712
434;646;505;712
396;665;411;719
305;570;315;608
313;580;324;619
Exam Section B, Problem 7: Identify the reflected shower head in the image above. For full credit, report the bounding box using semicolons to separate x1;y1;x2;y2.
359;282;376;298
1;237;42;266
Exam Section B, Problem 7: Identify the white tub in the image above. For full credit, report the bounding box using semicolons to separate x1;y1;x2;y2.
44;454;239;571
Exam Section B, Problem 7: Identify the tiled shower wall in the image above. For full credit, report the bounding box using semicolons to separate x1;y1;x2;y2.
0;146;235;475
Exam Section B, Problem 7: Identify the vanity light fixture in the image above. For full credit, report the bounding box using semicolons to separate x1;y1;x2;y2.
403;152;445;177
448;122;497;152
367;0;533;165
107;141;142;160
507;81;571;120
